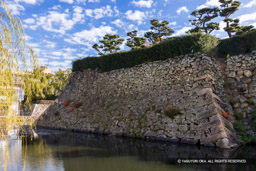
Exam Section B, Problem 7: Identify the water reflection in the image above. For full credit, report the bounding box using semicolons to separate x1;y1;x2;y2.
0;128;256;171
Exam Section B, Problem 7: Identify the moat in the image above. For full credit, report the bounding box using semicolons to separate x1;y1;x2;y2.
0;129;255;171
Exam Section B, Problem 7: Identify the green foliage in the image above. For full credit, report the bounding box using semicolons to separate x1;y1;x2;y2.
237;134;251;143
144;19;174;44
25;68;71;101
92;34;124;55
235;112;243;120
164;108;181;119
225;125;233;131
126;30;146;50
216;30;256;57
230;99;237;107
51;69;71;96
218;0;254;37
251;108;256;120
189;7;220;34
219;0;241;37
223;82;232;88
234;120;246;132
73;33;219;72
245;99;254;105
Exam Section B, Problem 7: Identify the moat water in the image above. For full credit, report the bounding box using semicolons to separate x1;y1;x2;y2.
0;128;255;171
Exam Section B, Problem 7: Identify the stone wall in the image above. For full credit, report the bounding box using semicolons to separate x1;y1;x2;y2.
35;53;240;148
225;54;256;139
31;104;51;120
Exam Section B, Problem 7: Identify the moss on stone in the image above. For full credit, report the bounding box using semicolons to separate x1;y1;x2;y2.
164;108;181;119
235;112;243;120
230;99;237;108
245;99;254;105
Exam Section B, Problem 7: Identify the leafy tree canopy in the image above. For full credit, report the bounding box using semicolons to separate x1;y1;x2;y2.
126;30;146;50
189;7;220;34
144;19;174;44
92;34;124;55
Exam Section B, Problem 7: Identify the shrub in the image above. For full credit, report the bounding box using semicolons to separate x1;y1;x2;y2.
164;108;181;118
234;121;246;132
216;30;256;57
245;99;254;105
63;100;71;107
74;102;83;108
237;134;251;143
235;112;243;120
72;33;219;72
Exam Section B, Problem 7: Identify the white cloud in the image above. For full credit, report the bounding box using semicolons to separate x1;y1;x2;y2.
23;18;35;24
172;26;192;37
28;7;84;34
76;0;86;4
14;0;42;5
169;21;177;26
50;5;61;10
176;6;189;14
244;0;256;8
43;40;56;48
6;2;25;15
59;0;74;4
111;19;125;28
125;10;146;24
131;0;153;8
197;0;220;9
88;0;100;2
238;12;256;23
64;25;116;47
110;0;116;2
85;5;113;19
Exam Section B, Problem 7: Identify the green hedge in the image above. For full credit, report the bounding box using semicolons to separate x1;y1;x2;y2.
72;33;219;72
216;30;256;57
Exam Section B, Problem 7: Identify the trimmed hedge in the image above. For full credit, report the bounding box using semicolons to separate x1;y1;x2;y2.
72;33;219;72
217;30;256;57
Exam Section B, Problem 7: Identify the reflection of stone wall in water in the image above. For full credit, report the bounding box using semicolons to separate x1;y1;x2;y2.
38;130;256;171
35;53;256;148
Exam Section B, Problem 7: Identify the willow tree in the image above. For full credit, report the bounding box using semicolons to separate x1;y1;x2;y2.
0;0;38;136
0;1;40;170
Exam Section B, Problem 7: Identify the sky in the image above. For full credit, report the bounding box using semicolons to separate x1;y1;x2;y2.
2;0;256;72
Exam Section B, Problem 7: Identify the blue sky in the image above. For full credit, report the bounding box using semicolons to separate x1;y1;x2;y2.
2;0;256;71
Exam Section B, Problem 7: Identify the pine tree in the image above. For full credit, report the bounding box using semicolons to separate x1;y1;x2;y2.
189;7;220;34
126;30;146;50
219;0;241;37
144;19;174;44
92;34;124;55
236;25;255;36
